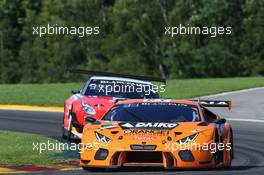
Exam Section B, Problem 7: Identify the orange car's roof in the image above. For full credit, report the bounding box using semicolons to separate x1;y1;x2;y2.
116;99;199;106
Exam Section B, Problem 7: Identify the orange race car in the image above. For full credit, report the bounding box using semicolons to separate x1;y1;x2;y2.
80;99;233;171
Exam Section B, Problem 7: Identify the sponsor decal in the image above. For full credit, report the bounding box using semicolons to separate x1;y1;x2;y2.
120;122;178;130
143;99;172;103
141;102;187;106
101;123;118;129
121;123;134;128
133;136;156;140
99;80;145;86
141;99;189;106
199;101;229;106
124;130;169;136
190;129;200;133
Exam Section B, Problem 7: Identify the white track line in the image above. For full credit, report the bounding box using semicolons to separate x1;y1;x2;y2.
204;87;264;98
226;118;264;123
204;87;264;123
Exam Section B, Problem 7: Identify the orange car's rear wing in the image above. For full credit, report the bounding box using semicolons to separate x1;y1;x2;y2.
192;100;232;110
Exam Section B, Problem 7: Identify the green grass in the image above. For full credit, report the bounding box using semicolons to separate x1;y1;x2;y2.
0;77;264;106
0;130;78;165
163;77;264;98
0;83;83;106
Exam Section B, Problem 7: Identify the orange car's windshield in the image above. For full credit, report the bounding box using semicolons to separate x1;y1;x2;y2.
102;103;200;122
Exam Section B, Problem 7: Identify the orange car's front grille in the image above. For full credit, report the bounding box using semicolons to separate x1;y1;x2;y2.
130;145;157;150
125;151;163;163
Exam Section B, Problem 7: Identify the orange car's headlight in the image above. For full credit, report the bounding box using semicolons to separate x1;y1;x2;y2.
178;133;198;144
95;132;112;144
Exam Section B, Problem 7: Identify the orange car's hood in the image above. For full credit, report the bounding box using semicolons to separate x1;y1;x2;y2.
85;121;214;144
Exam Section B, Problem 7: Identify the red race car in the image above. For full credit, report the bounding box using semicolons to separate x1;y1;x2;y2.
62;70;165;140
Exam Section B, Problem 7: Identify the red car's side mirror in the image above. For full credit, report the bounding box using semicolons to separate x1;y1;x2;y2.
72;90;80;94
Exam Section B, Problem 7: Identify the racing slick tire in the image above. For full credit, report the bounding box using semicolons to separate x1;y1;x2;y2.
67;111;77;141
230;130;234;160
224;130;233;168
62;106;75;141
212;130;224;168
62;126;68;139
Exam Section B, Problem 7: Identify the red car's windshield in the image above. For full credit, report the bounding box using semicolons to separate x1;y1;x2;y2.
84;79;159;99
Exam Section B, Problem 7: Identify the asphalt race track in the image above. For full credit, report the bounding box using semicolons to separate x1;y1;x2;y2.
1;88;264;175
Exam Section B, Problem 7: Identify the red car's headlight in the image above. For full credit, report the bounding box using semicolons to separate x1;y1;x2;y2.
82;100;96;115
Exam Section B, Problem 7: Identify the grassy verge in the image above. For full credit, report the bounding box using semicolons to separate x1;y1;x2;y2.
0;83;83;106
0;77;264;106
0;130;78;165
164;77;264;98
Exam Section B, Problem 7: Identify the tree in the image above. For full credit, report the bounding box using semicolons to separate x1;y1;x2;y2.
0;0;27;83
241;0;264;76
164;0;245;78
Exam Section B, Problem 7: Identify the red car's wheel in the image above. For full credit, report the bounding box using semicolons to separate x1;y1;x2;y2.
62;104;74;140
62;126;68;139
67;108;74;140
